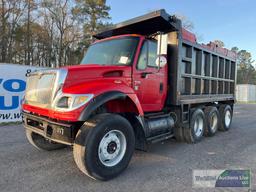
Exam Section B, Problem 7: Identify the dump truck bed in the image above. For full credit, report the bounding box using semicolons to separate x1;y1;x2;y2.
167;32;236;105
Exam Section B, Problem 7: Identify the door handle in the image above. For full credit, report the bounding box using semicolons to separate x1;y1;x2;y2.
141;72;153;78
160;82;163;93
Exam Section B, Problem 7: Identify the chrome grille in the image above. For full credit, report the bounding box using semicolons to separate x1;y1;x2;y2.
25;71;56;108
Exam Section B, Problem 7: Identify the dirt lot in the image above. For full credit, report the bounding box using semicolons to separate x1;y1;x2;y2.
0;104;255;192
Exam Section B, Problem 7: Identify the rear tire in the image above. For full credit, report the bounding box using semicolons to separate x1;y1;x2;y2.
25;130;67;151
219;105;233;131
73;113;135;181
184;108;205;143
204;106;219;137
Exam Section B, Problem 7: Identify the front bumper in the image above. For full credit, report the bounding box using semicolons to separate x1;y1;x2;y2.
22;112;78;145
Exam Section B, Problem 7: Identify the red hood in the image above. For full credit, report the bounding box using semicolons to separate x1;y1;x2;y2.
62;64;132;91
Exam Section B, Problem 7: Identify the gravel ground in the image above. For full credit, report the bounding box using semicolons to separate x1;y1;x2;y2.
0;104;255;192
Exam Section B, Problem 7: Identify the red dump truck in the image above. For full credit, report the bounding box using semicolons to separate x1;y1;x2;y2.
22;9;237;180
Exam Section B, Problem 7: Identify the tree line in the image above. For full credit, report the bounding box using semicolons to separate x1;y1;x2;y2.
1;2;255;84
0;0;111;67
232;47;256;85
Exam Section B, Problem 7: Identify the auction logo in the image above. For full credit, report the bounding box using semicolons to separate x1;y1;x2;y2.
193;169;251;188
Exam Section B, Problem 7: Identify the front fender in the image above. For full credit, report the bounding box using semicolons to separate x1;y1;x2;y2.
78;91;144;121
78;91;123;121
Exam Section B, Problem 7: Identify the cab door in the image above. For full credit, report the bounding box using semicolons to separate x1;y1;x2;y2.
132;39;167;112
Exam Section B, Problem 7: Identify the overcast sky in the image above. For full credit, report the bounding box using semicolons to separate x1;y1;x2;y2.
108;0;256;64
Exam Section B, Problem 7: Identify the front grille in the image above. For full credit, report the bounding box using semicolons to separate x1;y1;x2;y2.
25;71;56;108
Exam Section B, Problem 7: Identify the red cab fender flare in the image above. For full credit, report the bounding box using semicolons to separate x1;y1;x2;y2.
78;91;143;121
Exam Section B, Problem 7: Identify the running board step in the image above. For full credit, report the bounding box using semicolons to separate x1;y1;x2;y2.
146;132;174;144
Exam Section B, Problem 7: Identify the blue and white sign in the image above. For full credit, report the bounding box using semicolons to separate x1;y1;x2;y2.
0;63;44;123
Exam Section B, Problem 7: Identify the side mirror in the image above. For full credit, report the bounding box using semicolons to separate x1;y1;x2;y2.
156;33;168;68
156;55;167;68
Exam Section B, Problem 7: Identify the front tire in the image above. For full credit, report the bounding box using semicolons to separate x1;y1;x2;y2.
25;130;67;151
73;113;135;181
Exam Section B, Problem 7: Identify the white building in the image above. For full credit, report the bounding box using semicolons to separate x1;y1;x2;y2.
236;84;256;103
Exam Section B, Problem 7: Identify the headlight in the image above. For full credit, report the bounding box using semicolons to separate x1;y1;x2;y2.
56;96;72;108
53;94;93;111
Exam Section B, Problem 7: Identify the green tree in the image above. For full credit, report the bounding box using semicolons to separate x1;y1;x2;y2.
25;0;38;66
232;47;256;84
0;0;26;63
41;0;83;67
73;0;111;51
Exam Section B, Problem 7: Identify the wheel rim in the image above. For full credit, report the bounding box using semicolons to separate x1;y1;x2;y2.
194;115;204;137
225;110;231;127
98;130;127;167
210;113;218;132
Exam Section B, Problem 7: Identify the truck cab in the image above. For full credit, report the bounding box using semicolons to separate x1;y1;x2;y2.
80;34;168;111
22;9;236;181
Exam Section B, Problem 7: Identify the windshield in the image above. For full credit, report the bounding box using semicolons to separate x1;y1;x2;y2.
81;37;139;66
